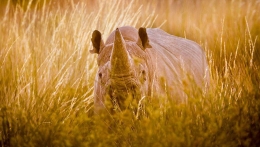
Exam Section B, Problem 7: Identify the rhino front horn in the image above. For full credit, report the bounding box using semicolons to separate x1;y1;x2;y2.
110;28;132;77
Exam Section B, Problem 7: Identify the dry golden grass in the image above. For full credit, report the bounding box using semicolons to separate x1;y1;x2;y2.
0;0;259;146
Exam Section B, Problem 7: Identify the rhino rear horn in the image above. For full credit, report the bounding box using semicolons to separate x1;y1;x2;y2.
138;27;152;49
90;30;104;54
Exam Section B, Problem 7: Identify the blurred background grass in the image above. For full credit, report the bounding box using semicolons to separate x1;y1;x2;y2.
0;0;259;146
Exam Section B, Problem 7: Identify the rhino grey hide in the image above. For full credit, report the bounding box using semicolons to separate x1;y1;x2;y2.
90;26;209;113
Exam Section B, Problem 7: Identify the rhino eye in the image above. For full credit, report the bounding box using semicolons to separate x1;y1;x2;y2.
98;73;102;78
141;70;146;81
142;70;146;76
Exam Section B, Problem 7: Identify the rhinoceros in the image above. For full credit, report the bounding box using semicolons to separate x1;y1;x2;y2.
90;26;209;113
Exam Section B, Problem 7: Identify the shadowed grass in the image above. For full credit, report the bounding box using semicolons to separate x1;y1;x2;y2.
0;0;259;146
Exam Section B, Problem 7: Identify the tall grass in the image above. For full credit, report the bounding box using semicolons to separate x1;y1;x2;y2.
0;0;259;146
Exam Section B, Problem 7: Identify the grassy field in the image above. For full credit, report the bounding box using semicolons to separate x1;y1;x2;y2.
0;0;259;146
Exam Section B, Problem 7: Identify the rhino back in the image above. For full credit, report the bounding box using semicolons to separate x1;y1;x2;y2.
146;28;209;95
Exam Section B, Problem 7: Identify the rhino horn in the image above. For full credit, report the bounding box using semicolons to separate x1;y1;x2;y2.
110;28;132;77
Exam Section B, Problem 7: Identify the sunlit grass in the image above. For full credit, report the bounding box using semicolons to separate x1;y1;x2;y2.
0;0;259;146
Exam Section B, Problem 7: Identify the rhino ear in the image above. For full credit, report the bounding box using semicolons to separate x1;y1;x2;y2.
90;30;104;54
138;27;152;49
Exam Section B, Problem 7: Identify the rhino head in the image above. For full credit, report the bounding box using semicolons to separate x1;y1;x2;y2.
90;27;152;113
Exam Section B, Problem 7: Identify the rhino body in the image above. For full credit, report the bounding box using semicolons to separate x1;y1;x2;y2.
91;26;209;112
